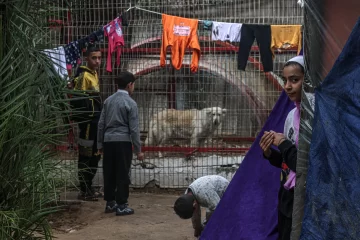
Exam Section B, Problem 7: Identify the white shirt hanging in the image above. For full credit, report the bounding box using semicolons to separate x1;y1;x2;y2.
211;22;242;42
43;46;68;80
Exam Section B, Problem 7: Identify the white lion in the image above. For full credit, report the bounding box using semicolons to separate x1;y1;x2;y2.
145;107;227;147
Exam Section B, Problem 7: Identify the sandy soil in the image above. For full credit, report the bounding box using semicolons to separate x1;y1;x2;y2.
51;192;199;240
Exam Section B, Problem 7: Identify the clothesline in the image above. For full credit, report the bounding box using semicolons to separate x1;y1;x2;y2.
125;5;206;23
45;5;303;78
123;6;302;26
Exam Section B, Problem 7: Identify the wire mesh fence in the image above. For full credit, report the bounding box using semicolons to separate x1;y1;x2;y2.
47;0;303;197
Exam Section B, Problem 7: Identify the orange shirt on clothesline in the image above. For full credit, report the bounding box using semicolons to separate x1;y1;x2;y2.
160;14;201;73
271;25;302;56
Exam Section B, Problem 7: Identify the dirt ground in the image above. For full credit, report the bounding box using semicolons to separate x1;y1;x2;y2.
51;192;200;240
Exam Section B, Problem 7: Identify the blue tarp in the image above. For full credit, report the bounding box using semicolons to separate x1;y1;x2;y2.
300;18;360;240
200;91;294;240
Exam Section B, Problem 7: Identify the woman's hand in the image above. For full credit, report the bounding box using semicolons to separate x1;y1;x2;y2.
270;131;286;146
260;131;274;157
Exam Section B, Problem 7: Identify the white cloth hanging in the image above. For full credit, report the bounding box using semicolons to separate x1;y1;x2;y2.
211;22;242;42
43;46;68;80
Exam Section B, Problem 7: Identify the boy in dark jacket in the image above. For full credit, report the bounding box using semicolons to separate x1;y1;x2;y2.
71;45;103;201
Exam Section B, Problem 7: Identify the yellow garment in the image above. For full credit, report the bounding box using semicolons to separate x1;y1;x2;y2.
271;25;302;56
74;66;100;92
72;66;101;120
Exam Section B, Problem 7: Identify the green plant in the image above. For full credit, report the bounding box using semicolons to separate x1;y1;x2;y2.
0;1;73;239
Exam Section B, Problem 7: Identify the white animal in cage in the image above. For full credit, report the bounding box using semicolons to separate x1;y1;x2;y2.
145;107;227;147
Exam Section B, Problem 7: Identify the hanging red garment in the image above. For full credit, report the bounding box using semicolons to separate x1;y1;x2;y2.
104;17;125;72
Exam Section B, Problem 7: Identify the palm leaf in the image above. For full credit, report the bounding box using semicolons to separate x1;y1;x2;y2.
0;0;85;239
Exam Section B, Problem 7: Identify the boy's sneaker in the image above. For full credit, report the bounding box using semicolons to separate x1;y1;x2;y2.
116;204;134;216
104;201;118;213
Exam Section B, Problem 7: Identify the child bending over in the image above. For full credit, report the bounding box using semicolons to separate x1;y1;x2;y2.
174;175;229;238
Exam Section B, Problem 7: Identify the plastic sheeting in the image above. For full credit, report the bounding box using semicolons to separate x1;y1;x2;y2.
200;91;294;240
292;1;360;239
299;17;360;240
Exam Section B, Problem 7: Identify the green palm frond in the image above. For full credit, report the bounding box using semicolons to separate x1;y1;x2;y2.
0;0;80;239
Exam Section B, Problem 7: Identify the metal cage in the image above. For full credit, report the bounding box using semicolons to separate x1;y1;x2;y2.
49;0;303;193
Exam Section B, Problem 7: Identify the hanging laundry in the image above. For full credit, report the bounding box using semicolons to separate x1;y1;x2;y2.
271;25;302;56
43;46;68;79
86;27;105;44
202;20;213;30
238;24;273;72
211;22;242;42
78;27;105;50
93;28;105;42
160;14;200;73
64;40;81;70
121;11;129;27
104;17;125;72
